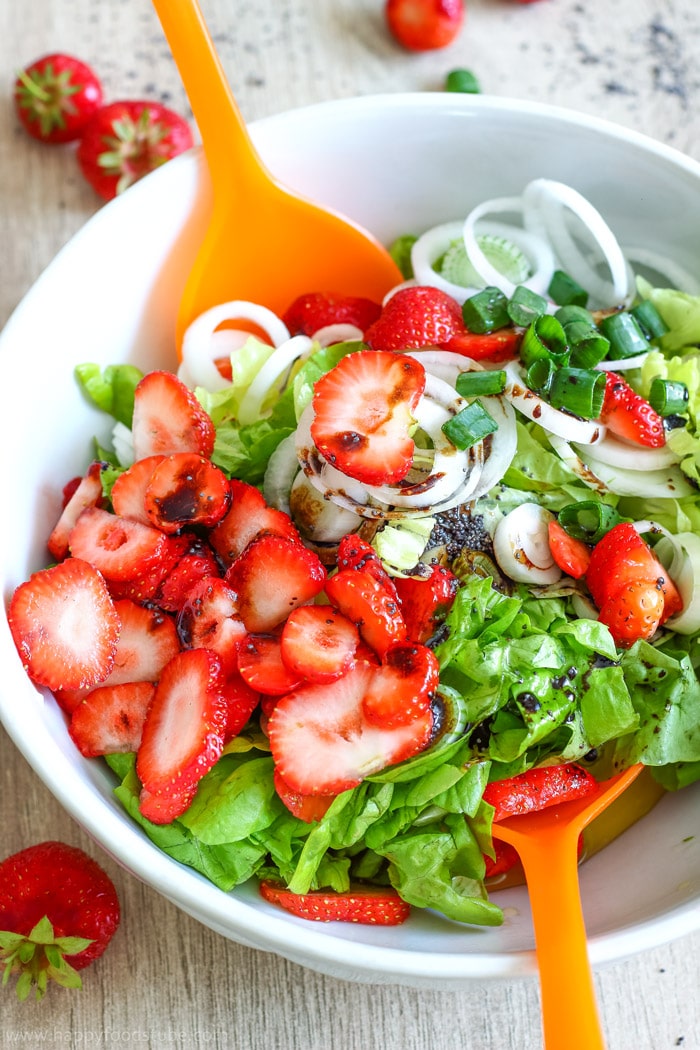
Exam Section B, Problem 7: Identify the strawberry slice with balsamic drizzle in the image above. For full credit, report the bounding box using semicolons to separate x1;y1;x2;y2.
310;350;426;485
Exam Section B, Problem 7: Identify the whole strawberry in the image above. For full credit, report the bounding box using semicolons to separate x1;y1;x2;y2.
364;285;464;351
385;0;465;51
0;841;120;1001
77;100;194;200
13;53;103;144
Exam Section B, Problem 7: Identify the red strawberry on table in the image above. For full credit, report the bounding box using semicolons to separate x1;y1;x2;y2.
385;0;465;52
8;558;119;691
0;841;120;1000
259;880;411;924
76;100;193;200
310;349;426;485
13;54;103;144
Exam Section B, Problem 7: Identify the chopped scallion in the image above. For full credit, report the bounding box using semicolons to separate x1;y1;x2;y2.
442;399;498;449
445;68;481;94
548;367;606;419
507;285;548;327
455;369;507;397
558;502;628;544
548;269;589;308
526;357;555;395
630;299;670;341
519;314;569;368
462;287;510;334
554;304;595;327
648;377;689;416
598;311;651;360
565;322;610;368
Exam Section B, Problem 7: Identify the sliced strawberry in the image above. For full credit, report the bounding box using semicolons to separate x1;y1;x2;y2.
484;763;598;822
209;479;300;567
282;292;381;337
324;568;407;657
310;350;426;486
272;768;337;823
135;648;228;821
53;686;89;715
131;370;215;460
268;653;433;795
69;681;155;757
106;599;180;684
110;454;166;525
362;641;439;728
393;564;459;644
8;558;119;691
106;532;188;603
69;506;169;583
259;879;411;924
280;605;359;683
600;372;666;448
586;522;682;616
336;534;398;598
445;327;521;362
176;576;246;675
156;533;222;613
547;520;591;580
484;839;521;880
237;634;303;696
137;785;193;825
47;461;105;561
221;672;260;742
363;285;463;352
225;534;326;633
597;579;666;648
143;452;231;534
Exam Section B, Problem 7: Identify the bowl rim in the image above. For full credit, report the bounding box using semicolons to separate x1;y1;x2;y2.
3;90;700;984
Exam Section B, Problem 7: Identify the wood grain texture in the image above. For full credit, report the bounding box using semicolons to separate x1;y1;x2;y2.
2;1;700;1047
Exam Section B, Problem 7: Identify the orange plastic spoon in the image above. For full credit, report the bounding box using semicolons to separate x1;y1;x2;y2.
492;762;644;1050
151;0;402;348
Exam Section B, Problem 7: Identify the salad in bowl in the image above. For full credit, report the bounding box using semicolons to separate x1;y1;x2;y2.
8;172;700;931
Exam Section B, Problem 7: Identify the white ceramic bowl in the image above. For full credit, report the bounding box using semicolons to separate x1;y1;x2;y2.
2;94;700;989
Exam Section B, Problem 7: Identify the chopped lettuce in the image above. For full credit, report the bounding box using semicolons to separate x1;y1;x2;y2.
638;278;700;353
75;363;143;427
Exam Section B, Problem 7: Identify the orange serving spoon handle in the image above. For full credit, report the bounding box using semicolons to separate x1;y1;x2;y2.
492;763;644;1050
151;0;402;348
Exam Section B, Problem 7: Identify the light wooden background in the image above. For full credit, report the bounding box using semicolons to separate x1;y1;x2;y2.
2;1;700;1047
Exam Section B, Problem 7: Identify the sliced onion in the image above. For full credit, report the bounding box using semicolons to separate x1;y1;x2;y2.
623;246;700;296
504;362;606;444
467;394;518;500
462;201;557;299
546;434;611;493
311;323;364;346
522;179;632;308
289;472;363;543
575;448;695;498
655;532;700;634
263;433;301;514
411;221;479;305
406;349;485;387
595;352;652;372
572;435;680;471
493;503;562;584
237;335;313;426
182;300;290;392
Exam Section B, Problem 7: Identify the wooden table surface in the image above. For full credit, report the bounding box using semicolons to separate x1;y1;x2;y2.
2;1;700;1047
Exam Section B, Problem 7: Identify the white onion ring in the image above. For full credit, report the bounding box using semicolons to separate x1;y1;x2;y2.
462;201;557;299
311;323;364;346
467;394;518;500
182;300;290;392
623;246;700;296
522;179;632;308
263;433;301;514
410;221;481;305
237;335;313;426
405;349;485;387
572;435;680;471
595;352;651;372
504;362;606;444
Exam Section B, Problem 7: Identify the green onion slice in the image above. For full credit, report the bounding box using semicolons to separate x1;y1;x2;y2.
526;357;555;394
548;269;589;307
548;367;606;419
519;314;569;368
631;299;670;341
455;369;507;397
598;311;651;360
442;399;499;450
507;285;548;327
648;377;689;416
462;287;511;334
558;501;628;544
